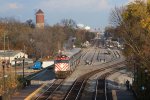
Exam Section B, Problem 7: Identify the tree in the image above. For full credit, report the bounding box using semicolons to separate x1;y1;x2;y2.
26;19;35;28
60;19;77;28
110;1;150;98
110;1;150;59
0;17;95;58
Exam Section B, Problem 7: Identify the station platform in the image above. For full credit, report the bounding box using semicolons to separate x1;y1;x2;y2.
107;69;136;100
11;85;41;100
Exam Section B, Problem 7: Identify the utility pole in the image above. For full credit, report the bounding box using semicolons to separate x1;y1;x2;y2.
4;32;6;59
2;22;8;99
3;32;6;97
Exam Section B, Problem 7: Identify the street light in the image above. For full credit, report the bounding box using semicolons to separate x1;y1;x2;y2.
22;56;25;79
22;56;27;88
14;58;17;82
3;32;6;59
6;37;10;50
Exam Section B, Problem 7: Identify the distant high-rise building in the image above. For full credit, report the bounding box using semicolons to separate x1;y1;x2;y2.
36;9;44;28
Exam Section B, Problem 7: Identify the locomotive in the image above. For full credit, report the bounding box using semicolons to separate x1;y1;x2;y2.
54;48;81;78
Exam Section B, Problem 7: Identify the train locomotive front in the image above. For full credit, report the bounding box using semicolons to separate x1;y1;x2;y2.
54;48;81;78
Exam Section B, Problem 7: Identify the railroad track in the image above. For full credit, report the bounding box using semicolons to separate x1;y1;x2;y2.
95;67;125;100
96;49;101;61
35;48;123;100
34;79;64;100
96;49;108;62
63;61;125;100
95;49;121;65
90;49;97;64
80;48;92;65
84;48;97;65
81;49;90;58
81;48;121;66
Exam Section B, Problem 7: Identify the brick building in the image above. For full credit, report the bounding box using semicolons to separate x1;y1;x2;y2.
36;9;44;28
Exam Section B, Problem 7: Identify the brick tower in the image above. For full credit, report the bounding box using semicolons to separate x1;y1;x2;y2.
36;9;44;28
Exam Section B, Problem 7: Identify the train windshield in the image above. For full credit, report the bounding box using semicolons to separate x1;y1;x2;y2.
55;60;69;63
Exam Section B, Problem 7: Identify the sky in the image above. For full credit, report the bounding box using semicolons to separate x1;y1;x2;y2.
0;0;135;30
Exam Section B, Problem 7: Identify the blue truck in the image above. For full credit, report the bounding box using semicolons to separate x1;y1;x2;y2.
31;61;42;70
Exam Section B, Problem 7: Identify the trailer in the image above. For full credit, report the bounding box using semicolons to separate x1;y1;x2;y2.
31;60;54;70
42;61;54;68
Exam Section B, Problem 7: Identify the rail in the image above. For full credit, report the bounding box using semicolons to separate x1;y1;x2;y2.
25;79;63;100
95;67;125;100
63;61;125;100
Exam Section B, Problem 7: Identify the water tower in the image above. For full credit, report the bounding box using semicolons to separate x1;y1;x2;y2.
35;9;44;28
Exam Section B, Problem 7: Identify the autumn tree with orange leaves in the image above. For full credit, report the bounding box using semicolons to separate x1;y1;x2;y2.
110;0;150;99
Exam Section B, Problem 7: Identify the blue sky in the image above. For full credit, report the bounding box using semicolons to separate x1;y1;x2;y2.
0;0;134;30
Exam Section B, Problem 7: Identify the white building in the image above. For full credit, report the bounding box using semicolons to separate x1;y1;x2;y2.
0;50;28;64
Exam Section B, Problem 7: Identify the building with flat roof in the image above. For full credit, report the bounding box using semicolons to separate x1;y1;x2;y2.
0;50;28;64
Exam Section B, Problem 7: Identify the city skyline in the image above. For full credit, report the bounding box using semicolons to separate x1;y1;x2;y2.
0;0;134;29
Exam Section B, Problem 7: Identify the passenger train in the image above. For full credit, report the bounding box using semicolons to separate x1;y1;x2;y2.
54;48;81;78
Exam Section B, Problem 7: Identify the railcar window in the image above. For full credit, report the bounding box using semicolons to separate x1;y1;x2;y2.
55;60;69;63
